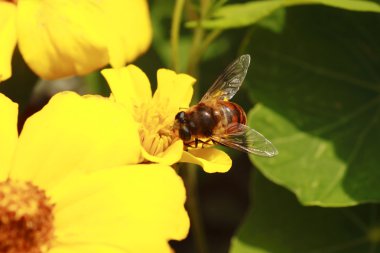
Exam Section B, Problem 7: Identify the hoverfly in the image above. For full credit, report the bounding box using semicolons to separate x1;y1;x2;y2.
174;54;278;157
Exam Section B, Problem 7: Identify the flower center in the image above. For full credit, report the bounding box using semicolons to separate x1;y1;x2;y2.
0;179;55;253
135;102;178;159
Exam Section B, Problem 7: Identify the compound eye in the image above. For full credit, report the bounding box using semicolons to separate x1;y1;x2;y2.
179;127;191;141
175;111;186;124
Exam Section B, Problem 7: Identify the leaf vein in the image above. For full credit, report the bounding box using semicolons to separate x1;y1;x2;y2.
318;106;380;201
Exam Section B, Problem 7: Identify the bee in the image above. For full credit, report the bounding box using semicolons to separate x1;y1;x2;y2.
174;54;278;157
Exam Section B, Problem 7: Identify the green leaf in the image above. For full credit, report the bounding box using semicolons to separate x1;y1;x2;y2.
257;7;286;33
230;171;380;253
192;0;380;29
246;7;380;206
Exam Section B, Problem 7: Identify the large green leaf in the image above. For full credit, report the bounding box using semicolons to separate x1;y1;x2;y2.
230;171;380;253
193;0;380;29
246;7;380;206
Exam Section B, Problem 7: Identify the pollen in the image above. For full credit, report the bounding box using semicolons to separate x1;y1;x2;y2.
135;101;177;160
0;179;55;253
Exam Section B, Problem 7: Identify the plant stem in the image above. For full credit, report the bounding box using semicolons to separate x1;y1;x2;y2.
187;0;212;76
187;24;204;77
199;29;223;56
187;2;223;77
200;0;211;17
183;164;209;253
171;0;186;72
238;26;256;55
181;2;222;253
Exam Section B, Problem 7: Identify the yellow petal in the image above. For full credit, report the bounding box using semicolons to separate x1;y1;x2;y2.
0;93;18;180
17;0;109;79
181;148;232;173
141;139;184;165
105;1;152;67
0;2;16;82
10;92;140;189
51;164;189;253
153;69;196;116
101;65;152;108
49;245;125;253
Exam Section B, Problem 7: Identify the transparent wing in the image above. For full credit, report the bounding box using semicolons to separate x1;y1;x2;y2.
211;123;278;157
201;54;251;102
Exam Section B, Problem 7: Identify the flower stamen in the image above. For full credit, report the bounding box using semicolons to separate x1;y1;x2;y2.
0;179;55;253
135;102;178;160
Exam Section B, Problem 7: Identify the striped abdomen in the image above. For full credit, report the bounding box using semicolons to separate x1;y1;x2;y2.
185;100;247;138
216;100;247;128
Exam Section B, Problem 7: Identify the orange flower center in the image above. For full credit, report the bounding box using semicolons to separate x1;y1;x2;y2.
0;179;55;253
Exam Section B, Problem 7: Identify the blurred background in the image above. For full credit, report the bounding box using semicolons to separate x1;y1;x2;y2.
2;0;380;252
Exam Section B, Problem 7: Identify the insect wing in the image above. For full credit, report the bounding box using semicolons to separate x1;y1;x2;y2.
200;54;251;102
211;123;278;157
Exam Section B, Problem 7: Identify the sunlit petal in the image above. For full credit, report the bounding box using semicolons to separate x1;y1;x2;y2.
0;93;18;180
0;2;17;82
16;0;151;79
141;139;184;165
105;0;152;67
49;245;125;253
181;148;232;173
101;65;152;109
51;165;189;253
17;1;109;79
10;92;140;189
154;69;196;115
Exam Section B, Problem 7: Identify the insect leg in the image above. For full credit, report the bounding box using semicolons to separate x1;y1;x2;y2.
197;139;214;148
184;138;215;149
184;139;199;148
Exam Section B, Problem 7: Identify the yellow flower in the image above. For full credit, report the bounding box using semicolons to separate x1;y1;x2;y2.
0;0;151;81
101;65;232;173
0;92;189;253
